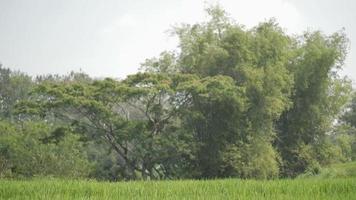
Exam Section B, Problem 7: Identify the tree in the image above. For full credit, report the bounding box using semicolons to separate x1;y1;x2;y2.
19;73;197;180
144;5;293;178
276;31;351;177
341;92;356;128
0;65;33;120
336;92;356;161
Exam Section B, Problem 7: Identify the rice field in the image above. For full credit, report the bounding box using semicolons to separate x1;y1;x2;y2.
1;178;355;200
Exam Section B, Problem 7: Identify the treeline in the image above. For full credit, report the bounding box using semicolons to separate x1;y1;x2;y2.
1;6;356;180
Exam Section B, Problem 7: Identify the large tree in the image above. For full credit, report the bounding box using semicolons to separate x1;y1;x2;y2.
142;5;351;178
19;73;199;179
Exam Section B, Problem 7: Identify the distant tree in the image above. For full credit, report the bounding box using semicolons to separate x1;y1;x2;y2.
335;92;356;161
341;92;356;128
0;65;33;120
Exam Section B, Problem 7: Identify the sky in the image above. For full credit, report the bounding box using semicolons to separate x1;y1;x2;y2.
0;0;355;81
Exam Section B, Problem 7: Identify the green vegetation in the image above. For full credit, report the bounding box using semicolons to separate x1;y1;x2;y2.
1;5;356;184
299;161;356;178
1;178;355;200
3;163;356;199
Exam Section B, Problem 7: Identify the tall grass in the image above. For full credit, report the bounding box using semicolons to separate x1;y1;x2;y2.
1;178;355;200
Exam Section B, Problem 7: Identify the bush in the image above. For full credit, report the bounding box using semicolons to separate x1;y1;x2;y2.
0;121;92;178
222;137;279;179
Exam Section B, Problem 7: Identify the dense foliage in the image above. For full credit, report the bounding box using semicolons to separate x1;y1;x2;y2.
0;6;355;180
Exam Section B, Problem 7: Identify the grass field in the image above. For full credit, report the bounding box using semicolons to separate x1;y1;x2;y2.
1;178;356;200
1;162;356;200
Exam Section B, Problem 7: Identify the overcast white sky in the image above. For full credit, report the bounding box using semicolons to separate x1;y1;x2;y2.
0;0;355;81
